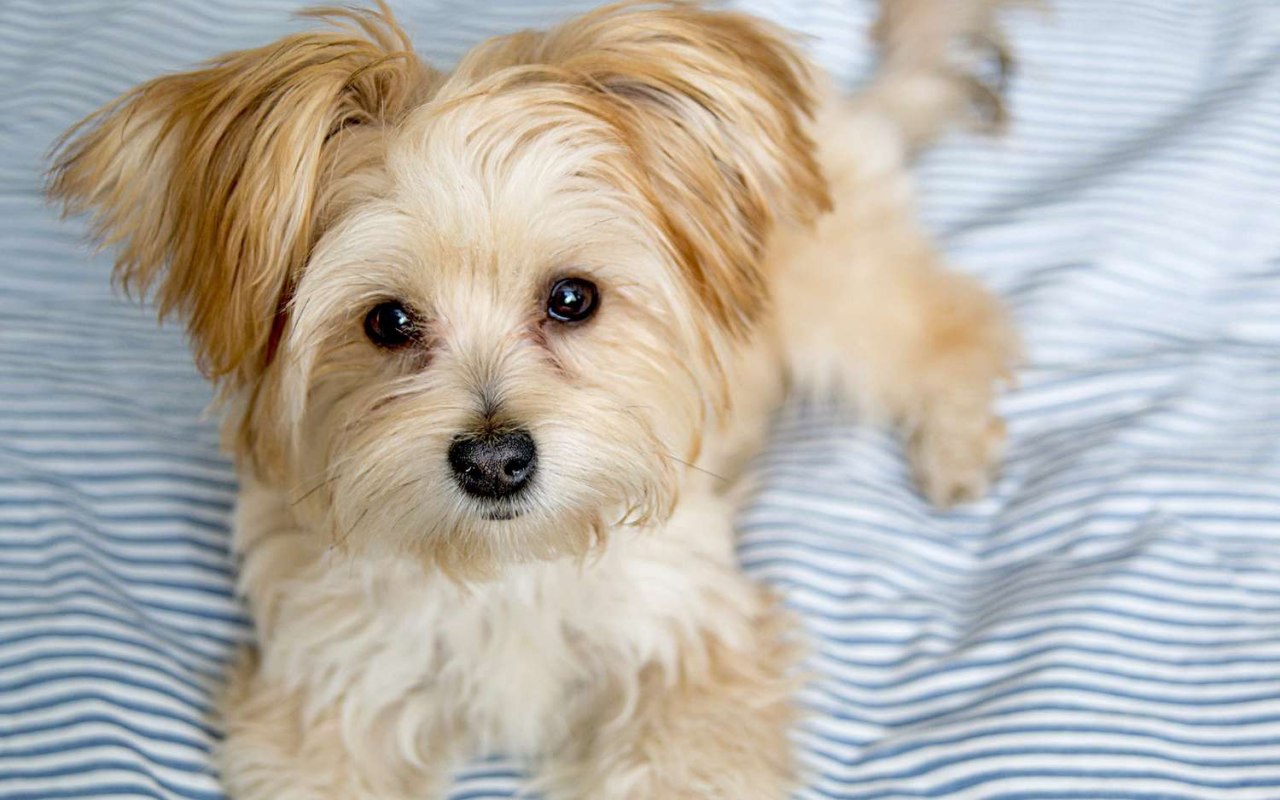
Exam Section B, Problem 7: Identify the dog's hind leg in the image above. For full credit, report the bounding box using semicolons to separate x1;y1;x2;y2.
770;0;1022;506
863;0;1020;148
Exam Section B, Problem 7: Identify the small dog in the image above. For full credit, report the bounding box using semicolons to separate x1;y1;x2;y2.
51;1;1019;797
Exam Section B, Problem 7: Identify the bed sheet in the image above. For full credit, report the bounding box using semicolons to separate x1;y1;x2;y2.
2;1;1279;798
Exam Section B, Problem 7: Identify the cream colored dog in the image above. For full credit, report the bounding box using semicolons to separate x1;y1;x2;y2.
51;1;1019;797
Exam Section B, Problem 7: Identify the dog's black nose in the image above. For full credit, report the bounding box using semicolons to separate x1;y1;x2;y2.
448;429;537;500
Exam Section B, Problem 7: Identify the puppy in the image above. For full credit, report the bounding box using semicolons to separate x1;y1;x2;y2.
50;1;1019;797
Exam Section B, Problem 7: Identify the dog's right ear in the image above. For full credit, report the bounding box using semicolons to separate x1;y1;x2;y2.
534;3;831;340
48;4;438;388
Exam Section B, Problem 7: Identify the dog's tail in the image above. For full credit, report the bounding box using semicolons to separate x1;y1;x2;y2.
855;0;1023;153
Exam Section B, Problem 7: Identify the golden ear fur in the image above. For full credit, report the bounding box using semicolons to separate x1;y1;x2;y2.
540;2;832;335
50;1;827;379
48;3;436;387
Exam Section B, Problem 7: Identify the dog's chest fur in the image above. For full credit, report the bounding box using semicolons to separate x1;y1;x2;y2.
234;482;759;758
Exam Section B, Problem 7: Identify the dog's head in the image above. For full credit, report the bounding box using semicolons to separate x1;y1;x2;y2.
50;2;827;578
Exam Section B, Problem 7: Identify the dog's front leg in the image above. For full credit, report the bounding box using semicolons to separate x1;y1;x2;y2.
547;600;799;800
218;650;452;800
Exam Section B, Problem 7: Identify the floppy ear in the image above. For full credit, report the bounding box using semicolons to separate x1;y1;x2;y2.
48;4;437;387
542;3;831;336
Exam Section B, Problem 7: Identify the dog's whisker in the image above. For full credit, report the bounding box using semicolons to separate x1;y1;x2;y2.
290;473;336;507
332;505;370;550
660;450;730;485
289;448;366;507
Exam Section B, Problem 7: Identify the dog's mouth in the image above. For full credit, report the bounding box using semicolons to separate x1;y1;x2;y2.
473;496;531;522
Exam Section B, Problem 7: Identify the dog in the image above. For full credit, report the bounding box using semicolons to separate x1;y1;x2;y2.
50;1;1020;796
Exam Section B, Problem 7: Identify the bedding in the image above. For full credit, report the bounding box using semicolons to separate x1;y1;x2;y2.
2;0;1279;798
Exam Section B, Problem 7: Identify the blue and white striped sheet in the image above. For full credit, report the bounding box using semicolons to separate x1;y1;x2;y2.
2;1;1279;798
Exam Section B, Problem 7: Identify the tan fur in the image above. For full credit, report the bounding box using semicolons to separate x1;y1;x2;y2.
49;1;1022;797
528;4;833;336
47;3;439;390
770;71;1021;505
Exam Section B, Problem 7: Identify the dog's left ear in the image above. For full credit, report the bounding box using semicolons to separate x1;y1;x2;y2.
544;3;831;336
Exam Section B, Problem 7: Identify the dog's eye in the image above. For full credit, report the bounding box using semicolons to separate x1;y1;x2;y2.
546;277;599;324
364;301;419;348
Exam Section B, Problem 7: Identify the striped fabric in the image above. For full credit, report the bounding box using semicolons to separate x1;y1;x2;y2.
2;0;1279;798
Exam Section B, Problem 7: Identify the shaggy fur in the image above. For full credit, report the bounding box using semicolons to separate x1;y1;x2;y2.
50;1;1020;797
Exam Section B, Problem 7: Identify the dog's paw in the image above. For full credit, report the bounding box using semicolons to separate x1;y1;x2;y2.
872;0;1023;131
909;407;1006;508
963;28;1015;130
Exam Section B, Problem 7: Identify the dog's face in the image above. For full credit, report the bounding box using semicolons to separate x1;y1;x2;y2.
51;3;827;577
287;91;719;573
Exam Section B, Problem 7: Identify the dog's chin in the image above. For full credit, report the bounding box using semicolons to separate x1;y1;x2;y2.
463;494;533;523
